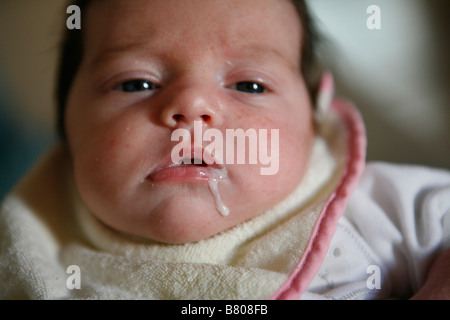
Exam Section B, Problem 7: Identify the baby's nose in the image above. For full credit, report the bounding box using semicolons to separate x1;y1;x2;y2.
160;84;221;128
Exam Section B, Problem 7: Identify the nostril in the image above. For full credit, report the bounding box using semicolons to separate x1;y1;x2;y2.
171;113;212;123
173;114;183;121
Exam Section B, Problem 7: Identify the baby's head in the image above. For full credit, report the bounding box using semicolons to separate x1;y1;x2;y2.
58;0;321;243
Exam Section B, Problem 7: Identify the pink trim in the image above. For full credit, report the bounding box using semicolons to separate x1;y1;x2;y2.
319;72;334;95
270;98;367;300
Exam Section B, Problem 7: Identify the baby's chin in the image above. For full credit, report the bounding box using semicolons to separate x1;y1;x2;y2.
106;192;241;244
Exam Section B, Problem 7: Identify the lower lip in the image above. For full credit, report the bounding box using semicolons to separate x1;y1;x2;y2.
148;166;223;183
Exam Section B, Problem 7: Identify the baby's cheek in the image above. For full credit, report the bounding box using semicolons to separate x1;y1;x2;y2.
74;133;129;196
90;121;140;166
74;151;112;203
280;127;312;177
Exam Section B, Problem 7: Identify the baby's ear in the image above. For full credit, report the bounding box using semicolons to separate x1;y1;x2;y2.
314;72;334;124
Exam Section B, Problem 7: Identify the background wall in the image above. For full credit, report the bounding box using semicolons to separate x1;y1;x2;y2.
307;0;450;169
0;0;449;200
0;0;66;199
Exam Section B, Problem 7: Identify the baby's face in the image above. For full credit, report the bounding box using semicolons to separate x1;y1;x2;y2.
66;0;314;243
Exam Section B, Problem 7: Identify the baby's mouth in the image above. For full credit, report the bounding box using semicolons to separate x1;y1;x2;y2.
173;158;208;167
147;147;227;183
146;147;230;217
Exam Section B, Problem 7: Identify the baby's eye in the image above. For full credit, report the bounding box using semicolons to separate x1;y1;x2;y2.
115;80;157;92
232;81;266;94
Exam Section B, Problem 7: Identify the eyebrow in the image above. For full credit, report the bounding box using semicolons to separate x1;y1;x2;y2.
232;44;300;71
87;42;156;70
87;40;299;73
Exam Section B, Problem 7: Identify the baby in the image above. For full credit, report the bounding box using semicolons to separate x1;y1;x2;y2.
1;0;449;300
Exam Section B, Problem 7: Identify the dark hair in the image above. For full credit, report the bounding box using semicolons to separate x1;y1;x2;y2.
56;0;322;140
292;0;322;103
56;0;91;140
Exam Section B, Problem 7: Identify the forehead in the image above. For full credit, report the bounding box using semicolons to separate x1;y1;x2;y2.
83;0;302;68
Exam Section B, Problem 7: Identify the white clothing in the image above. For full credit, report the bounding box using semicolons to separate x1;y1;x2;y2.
304;162;450;300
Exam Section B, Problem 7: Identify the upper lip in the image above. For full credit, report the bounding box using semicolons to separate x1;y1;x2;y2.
149;145;224;176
